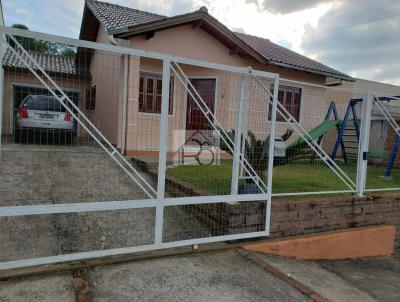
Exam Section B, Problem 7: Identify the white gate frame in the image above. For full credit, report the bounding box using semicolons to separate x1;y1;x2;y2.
0;26;277;270
231;76;247;195
363;94;400;193
0;23;5;159
356;91;373;197
1;25;390;271
251;75;357;193
4;34;157;199
171;62;269;193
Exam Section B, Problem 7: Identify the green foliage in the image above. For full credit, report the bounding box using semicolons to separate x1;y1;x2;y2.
243;130;270;176
219;128;293;178
8;24;76;57
11;24;28;30
168;160;398;197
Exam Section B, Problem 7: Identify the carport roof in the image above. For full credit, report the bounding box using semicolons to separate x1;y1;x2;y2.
2;49;78;75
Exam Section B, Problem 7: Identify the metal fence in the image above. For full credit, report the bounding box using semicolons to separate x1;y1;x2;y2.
0;26;399;270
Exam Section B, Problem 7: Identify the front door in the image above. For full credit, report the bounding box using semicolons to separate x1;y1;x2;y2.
185;78;216;144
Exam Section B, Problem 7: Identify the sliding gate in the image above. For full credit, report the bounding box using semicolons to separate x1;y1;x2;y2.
0;26;357;271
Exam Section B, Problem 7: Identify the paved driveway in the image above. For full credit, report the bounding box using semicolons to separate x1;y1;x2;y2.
1;250;311;302
0;143;205;263
0;143;148;206
256;253;400;302
2;249;400;302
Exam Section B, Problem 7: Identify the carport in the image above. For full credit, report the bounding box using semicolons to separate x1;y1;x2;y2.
8;84;80;135
1;49;90;140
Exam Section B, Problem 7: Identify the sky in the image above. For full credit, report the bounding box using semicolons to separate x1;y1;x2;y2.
3;0;400;85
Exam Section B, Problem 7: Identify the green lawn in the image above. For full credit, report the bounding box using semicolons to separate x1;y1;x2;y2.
167;160;399;197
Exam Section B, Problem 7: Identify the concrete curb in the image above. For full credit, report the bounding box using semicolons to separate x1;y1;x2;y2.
243;225;396;260
239;249;330;302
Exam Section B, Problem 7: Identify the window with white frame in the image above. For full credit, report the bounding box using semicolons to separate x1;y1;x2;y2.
138;72;174;115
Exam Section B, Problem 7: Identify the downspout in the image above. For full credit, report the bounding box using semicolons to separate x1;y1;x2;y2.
109;35;130;154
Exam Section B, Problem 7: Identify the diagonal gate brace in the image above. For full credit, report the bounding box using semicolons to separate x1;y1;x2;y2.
4;34;157;199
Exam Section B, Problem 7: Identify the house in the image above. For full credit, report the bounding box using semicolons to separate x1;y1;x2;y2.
77;0;356;159
2;0;358;159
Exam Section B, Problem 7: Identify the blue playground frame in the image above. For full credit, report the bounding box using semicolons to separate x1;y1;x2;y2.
385;134;400;177
318;96;400;176
330;99;361;164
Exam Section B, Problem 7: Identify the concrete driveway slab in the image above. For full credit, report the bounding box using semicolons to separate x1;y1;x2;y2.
257;254;378;302
0;272;75;302
257;253;400;302
319;257;400;302
88;249;311;302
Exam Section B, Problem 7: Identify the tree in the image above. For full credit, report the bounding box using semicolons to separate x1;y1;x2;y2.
8;24;76;57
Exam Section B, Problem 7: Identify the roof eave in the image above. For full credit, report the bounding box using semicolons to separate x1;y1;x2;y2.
84;2;353;81
271;60;354;82
78;4;89;40
115;12;268;65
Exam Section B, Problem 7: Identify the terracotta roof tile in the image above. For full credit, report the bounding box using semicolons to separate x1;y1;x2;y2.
2;49;77;75
236;32;352;81
84;0;352;81
86;0;165;34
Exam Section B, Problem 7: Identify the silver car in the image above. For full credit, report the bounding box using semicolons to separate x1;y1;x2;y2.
15;95;75;143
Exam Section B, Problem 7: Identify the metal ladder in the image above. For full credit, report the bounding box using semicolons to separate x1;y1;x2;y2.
3;34;157;199
331;99;361;163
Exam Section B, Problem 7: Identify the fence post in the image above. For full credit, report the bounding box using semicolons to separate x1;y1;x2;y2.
0;7;4;157
155;59;171;245
231;76;246;194
265;76;279;235
356;90;372;197
0;40;5;159
120;54;129;154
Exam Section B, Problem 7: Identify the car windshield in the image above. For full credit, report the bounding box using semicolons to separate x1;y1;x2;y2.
22;95;66;112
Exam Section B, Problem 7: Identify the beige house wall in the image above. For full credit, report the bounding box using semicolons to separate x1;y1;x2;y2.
89;25;125;147
1;71;89;136
332;78;400;111
91;25;342;154
343;78;400;96
120;25;330;155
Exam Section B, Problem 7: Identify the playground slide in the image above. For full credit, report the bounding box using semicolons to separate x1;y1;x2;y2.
288;120;340;149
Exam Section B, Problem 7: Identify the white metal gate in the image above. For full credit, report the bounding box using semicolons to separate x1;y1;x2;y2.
0;26;372;271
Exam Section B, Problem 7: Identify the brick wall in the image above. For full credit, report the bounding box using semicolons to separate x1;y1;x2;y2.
271;194;400;247
131;157;400;247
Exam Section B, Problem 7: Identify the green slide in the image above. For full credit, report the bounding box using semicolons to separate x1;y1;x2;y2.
288;120;341;149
